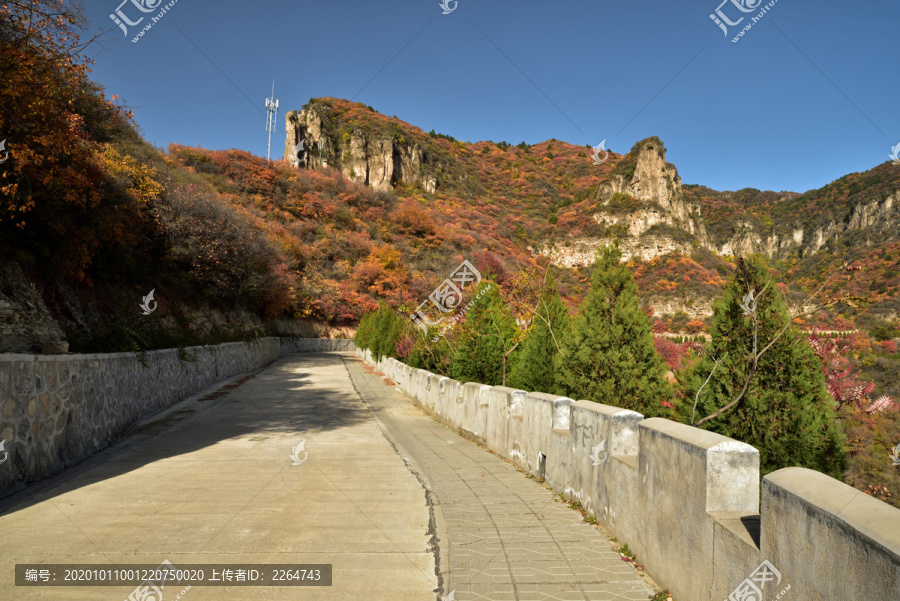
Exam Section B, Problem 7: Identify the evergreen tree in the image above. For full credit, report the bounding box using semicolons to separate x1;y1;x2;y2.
450;282;517;385
355;311;375;349
370;304;403;361
508;275;570;394
556;244;673;413
675;256;846;478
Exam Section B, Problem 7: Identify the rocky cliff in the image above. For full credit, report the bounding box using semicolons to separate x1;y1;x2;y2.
688;169;900;260
284;100;440;192
697;192;900;260
541;137;711;267
596;137;708;241
542;234;695;266
541;137;900;268
0;263;65;353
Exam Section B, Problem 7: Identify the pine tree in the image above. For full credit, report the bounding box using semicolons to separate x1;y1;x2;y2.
556;244;673;413
508;275;570;394
450;282;517;385
676;256;846;478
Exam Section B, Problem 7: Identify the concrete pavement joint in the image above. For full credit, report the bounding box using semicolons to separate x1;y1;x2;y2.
342;356;449;600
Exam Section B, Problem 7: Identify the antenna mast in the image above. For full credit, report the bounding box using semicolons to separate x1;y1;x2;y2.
265;80;279;161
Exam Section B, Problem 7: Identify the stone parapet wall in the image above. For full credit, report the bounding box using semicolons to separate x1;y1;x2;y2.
359;347;900;601
0;337;353;498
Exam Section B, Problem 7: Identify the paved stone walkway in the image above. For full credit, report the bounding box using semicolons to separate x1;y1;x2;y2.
344;356;654;601
0;352;654;601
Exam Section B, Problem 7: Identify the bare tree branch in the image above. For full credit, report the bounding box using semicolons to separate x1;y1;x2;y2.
691;352;726;425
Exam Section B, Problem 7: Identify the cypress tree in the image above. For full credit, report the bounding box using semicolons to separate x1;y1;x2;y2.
408;330;453;375
508;275;570;394
355;311;375;349
450;282;517;385
556;244;673;413
676;256;846;478
371;304;402;360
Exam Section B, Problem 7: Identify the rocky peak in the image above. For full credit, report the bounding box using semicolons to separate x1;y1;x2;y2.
597;137;681;207
284;101;439;193
591;137;709;245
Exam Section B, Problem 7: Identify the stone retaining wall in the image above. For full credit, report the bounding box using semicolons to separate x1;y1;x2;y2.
360;348;900;601
280;338;355;353
0;337;351;498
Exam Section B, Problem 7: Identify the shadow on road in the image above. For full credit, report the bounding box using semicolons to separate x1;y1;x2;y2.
0;352;378;517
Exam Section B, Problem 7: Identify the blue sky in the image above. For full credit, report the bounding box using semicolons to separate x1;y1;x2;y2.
83;0;899;194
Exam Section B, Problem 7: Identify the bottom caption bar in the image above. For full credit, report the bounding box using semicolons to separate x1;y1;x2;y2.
16;562;332;586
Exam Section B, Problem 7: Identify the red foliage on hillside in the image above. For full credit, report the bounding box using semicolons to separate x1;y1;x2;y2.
653;337;701;371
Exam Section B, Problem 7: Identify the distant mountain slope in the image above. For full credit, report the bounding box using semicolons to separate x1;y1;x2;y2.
278;98;900;321
685;163;900;258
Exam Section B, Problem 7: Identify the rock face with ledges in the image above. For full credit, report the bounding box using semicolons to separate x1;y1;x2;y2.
284;103;440;193
542;138;710;268
0;263;65;354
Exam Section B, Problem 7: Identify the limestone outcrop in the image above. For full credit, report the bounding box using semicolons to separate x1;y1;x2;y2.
716;192;899;258
543;136;900;268
542;138;710;267
284;106;439;193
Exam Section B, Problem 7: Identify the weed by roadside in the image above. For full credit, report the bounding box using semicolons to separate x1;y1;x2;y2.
561;497;598;524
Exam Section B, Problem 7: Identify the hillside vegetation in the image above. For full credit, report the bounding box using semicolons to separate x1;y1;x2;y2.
2;0;898;508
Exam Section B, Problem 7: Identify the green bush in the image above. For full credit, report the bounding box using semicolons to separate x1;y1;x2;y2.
870;321;899;341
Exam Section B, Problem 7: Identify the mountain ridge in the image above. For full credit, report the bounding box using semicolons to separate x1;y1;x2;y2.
284;98;900;263
278;97;900;321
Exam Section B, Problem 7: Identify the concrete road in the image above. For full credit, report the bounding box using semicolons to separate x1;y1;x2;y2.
0;352;654;601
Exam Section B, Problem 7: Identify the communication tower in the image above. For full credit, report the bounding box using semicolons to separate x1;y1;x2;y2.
265;80;279;161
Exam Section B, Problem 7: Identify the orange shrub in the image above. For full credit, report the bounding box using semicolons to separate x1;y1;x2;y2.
685;320;705;334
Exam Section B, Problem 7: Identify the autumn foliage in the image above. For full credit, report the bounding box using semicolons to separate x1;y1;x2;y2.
653;337;701;371
0;1;137;279
806;331;895;417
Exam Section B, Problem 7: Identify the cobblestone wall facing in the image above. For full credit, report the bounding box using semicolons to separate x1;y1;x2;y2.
0;338;286;497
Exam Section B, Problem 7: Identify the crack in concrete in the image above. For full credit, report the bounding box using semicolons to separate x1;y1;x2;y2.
341;355;448;600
